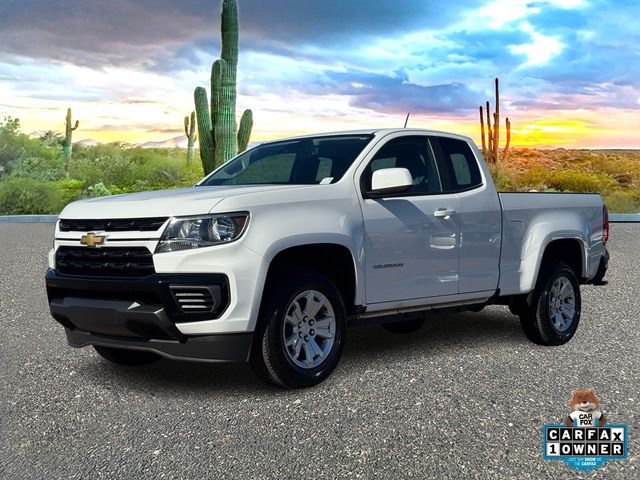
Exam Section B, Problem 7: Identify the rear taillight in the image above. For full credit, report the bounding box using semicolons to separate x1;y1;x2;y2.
603;205;609;244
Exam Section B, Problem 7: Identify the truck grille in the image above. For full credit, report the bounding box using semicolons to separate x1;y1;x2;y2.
59;217;168;232
170;287;216;313
55;247;156;277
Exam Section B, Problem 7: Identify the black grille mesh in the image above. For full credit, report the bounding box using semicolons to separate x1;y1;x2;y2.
59;217;168;232
55;247;155;277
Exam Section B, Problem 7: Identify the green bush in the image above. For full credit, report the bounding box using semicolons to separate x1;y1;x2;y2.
602;190;640;214
513;167;618;193
67;145;203;193
0;177;63;214
488;164;515;191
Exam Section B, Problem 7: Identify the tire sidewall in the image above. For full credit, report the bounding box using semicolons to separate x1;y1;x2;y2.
258;271;346;387
535;264;581;345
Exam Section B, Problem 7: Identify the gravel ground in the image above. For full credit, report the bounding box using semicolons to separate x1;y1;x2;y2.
0;223;638;479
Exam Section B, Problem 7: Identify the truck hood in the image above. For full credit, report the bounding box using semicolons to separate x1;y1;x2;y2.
59;185;309;219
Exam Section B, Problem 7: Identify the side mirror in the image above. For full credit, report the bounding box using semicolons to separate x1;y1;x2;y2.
368;168;413;197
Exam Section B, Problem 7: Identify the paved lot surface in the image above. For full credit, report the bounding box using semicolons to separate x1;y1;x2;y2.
1;223;638;479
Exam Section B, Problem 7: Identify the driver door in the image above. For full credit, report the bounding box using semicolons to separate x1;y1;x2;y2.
358;135;460;304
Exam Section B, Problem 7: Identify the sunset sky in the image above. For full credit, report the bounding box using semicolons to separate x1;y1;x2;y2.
0;0;638;148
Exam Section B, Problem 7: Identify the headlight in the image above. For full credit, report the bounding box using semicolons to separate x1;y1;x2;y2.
156;213;249;253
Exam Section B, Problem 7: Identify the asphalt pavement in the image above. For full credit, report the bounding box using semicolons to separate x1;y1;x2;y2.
1;223;638;479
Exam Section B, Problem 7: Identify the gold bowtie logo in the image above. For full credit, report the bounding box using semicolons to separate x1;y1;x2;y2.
80;232;106;248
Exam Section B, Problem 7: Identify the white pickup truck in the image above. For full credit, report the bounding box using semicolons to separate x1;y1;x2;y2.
46;128;609;388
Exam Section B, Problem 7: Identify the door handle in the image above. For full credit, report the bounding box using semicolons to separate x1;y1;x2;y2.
434;208;456;218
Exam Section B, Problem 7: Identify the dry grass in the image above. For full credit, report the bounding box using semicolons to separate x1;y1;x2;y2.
490;149;640;213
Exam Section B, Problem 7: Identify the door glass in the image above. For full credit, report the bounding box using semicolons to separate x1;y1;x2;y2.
435;137;483;191
363;137;442;194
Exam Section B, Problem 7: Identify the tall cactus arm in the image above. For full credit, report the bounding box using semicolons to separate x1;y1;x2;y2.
503;117;511;162
221;0;239;87
493;77;500;164
213;59;237;168
237;109;253;153
486;100;493;160
189;111;197;142
479;105;487;158
211;59;225;124
63;108;79;161
194;0;252;172
194;86;216;174
184;115;190;138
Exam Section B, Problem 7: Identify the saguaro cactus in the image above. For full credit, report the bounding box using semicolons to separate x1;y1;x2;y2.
194;0;253;175
63;108;79;161
479;78;511;163
184;111;197;164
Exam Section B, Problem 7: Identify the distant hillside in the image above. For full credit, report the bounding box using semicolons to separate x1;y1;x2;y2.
492;148;640;213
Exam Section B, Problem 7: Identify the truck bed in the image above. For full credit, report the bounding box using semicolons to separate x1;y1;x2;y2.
497;192;605;295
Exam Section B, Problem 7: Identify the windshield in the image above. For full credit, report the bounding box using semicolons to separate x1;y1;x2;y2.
200;134;373;186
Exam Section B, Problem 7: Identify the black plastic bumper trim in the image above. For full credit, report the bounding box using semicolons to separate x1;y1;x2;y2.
49;296;187;341
45;269;230;324
65;328;253;363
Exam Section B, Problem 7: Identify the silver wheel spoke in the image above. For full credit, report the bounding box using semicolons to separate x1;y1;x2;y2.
286;302;303;326
285;334;298;348
304;291;325;318
314;326;334;339
292;339;303;359
562;304;575;318
548;276;576;333
302;343;314;367
309;337;324;359
282;289;336;369
559;281;570;300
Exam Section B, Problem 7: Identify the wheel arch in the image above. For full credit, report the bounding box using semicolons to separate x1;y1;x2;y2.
260;242;361;317
533;237;587;288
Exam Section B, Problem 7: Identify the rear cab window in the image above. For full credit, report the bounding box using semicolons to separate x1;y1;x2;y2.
430;136;483;192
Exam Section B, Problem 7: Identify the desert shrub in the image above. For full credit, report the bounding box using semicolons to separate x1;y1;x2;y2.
602;190;640;214
513;167;618;193
58;179;84;205
67;145;203;193
87;181;113;197
0;177;63;214
488;164;515;191
9;150;66;181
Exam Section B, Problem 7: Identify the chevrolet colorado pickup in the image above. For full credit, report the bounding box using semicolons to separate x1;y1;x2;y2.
46;128;609;388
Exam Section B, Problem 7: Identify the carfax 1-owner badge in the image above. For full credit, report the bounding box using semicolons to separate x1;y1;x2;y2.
543;388;629;471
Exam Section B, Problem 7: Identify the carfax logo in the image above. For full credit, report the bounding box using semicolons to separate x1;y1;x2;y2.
543;388;629;471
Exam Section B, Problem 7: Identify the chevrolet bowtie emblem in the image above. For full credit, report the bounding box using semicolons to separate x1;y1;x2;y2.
80;232;107;248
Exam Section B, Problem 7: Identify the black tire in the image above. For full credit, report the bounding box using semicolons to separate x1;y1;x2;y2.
381;318;425;333
519;261;581;346
93;346;161;366
250;271;346;389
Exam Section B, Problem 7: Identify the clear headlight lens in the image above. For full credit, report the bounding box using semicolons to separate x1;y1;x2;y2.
156;213;249;253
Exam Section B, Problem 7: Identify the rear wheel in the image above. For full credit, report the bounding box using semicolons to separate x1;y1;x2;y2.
519;262;581;346
93;346;160;366
382;318;425;334
250;271;346;388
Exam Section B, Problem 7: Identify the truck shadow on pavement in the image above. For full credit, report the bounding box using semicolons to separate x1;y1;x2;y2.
75;306;525;394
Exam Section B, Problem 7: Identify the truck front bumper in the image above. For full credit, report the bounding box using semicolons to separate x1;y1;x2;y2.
45;269;253;362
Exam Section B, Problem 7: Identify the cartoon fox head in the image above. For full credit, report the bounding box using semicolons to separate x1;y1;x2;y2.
569;388;601;413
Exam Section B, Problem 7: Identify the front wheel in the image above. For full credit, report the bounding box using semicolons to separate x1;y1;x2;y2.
250;271;346;388
93;346;160;366
519;262;581;346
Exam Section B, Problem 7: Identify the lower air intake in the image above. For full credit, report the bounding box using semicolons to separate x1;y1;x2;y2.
170;286;216;313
